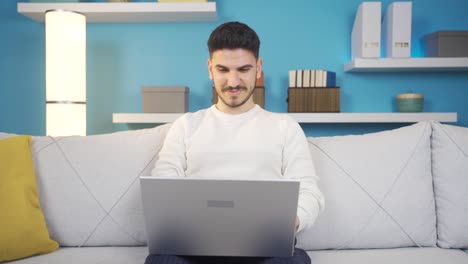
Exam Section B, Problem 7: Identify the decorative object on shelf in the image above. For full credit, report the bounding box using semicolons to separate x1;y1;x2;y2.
253;70;265;108
141;86;189;113
211;70;265;109
351;1;381;59
46;10;87;136
255;69;264;87
287;69;340;113
423;30;468;57
382;2;412;58
397;92;424;112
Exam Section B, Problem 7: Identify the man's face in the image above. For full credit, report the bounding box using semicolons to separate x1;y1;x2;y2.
208;48;262;113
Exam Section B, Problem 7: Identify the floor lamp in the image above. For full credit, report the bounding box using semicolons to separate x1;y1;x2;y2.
45;10;86;136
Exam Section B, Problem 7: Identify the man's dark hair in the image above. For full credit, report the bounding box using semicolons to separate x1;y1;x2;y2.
207;21;260;59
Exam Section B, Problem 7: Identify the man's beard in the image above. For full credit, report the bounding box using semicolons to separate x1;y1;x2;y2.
218;85;255;108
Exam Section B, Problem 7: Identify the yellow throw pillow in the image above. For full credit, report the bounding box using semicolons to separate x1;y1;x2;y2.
0;135;59;262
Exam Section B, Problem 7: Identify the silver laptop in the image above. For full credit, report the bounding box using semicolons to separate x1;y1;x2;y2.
140;177;300;257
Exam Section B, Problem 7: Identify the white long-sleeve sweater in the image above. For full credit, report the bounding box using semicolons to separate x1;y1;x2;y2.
151;105;324;233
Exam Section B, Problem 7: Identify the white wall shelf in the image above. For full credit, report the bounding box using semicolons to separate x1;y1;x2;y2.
344;57;468;72
113;112;457;124
17;2;217;23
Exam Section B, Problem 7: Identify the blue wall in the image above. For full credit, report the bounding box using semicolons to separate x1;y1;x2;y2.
1;0;467;137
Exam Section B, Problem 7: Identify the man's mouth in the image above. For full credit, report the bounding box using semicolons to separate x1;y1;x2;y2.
223;87;247;96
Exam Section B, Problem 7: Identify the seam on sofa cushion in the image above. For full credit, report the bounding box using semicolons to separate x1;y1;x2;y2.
346;122;431;248
307;122;430;248
34;136;139;246
429;121;439;247
26;125;172;246
33;137;66;156
82;141;165;246
80;128;168;246
434;122;468;160
47;136;118;247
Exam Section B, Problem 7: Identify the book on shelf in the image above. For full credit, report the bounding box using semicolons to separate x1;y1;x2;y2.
313;70;336;87
289;69;337;88
288;70;296;88
309;70;316;88
303;70;311;88
296;70;303;88
382;2;412;58
351;2;381;58
314;70;321;87
324;71;336;87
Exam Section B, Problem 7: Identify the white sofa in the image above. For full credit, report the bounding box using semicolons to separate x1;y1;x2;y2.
1;121;467;264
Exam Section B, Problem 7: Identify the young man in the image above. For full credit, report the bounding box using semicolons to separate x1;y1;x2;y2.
147;21;324;264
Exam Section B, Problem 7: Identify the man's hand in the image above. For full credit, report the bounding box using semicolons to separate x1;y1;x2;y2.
295;216;300;231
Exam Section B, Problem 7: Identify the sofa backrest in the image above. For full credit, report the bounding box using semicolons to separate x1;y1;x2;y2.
5;121;467;251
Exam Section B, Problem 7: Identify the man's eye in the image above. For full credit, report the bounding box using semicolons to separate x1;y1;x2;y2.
217;68;228;72
239;68;250;72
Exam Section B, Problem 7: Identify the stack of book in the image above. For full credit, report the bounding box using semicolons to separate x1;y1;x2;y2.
212;70;265;109
287;69;340;113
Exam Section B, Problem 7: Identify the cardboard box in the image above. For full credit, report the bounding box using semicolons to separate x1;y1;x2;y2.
423;31;468;57
212;87;265;109
141;86;189;113
288;87;340;113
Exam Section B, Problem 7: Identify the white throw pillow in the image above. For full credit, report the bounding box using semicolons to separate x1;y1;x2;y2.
431;121;468;249
297;122;436;250
1;124;171;246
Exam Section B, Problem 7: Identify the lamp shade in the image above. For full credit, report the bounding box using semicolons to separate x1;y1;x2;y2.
45;10;86;136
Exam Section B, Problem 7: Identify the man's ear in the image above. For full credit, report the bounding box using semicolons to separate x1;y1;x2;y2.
256;58;263;79
207;58;213;80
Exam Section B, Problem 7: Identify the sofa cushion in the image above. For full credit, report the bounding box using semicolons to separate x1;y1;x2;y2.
308;247;468;264
297;122;436;250
0;136;59;262
0;124;171;247
7;247;468;264
6;247;148;264
431;122;468;249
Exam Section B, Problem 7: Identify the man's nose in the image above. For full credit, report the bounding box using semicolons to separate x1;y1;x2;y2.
227;71;240;87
